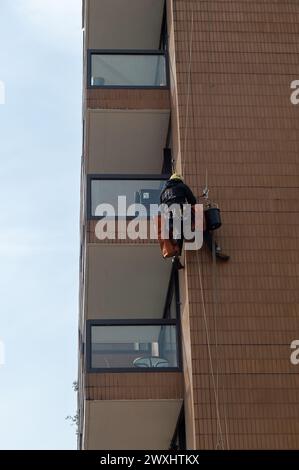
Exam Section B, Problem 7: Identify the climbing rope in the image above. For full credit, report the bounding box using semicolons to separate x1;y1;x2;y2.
211;235;225;450
182;4;194;176
196;249;225;449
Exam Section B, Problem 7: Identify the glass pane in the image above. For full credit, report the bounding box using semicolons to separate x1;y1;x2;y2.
91;324;178;369
91;179;166;217
91;54;167;87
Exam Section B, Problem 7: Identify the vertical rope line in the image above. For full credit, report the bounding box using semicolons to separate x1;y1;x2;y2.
196;250;225;448
212;233;224;450
182;4;194;175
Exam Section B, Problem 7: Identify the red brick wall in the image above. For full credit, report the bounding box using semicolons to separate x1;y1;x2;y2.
171;0;299;449
86;88;170;109
85;372;183;400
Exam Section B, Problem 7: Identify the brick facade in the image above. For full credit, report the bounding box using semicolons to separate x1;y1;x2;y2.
170;0;299;449
86;88;170;109
85;372;184;400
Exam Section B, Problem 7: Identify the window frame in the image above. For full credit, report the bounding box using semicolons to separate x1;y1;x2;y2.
87;49;170;89
87;173;169;220
86;316;182;373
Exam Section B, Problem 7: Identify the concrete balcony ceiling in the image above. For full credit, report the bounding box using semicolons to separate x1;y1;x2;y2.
86;109;170;174
85;0;165;49
83;399;182;450
86;245;172;320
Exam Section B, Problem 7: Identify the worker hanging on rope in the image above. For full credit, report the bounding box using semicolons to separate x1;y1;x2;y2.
159;173;230;268
159;173;196;269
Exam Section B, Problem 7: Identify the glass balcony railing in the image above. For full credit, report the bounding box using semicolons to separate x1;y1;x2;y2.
88;175;168;218
87;320;180;371
88;50;168;88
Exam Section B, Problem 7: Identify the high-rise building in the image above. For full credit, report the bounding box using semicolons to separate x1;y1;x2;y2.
78;0;299;450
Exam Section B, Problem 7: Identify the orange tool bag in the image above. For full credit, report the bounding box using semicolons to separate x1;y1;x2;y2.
154;205;204;258
154;214;181;259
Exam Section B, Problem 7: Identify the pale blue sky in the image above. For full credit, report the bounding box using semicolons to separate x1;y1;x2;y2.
0;0;82;449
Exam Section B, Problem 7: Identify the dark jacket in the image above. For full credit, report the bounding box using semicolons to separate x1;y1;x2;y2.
160;179;197;207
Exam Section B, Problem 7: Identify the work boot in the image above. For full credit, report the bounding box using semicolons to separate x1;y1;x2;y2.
215;246;230;261
172;256;184;270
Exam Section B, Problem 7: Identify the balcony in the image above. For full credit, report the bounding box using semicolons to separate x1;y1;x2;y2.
81;263;184;449
83;2;169;121
87;50;168;89
87;319;180;372
84;1;169;108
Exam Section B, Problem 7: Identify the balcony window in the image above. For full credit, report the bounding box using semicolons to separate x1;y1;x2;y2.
88;50;168;88
88;175;167;218
87;320;180;371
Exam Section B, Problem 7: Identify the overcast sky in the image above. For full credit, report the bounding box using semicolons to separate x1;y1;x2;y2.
0;0;82;449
